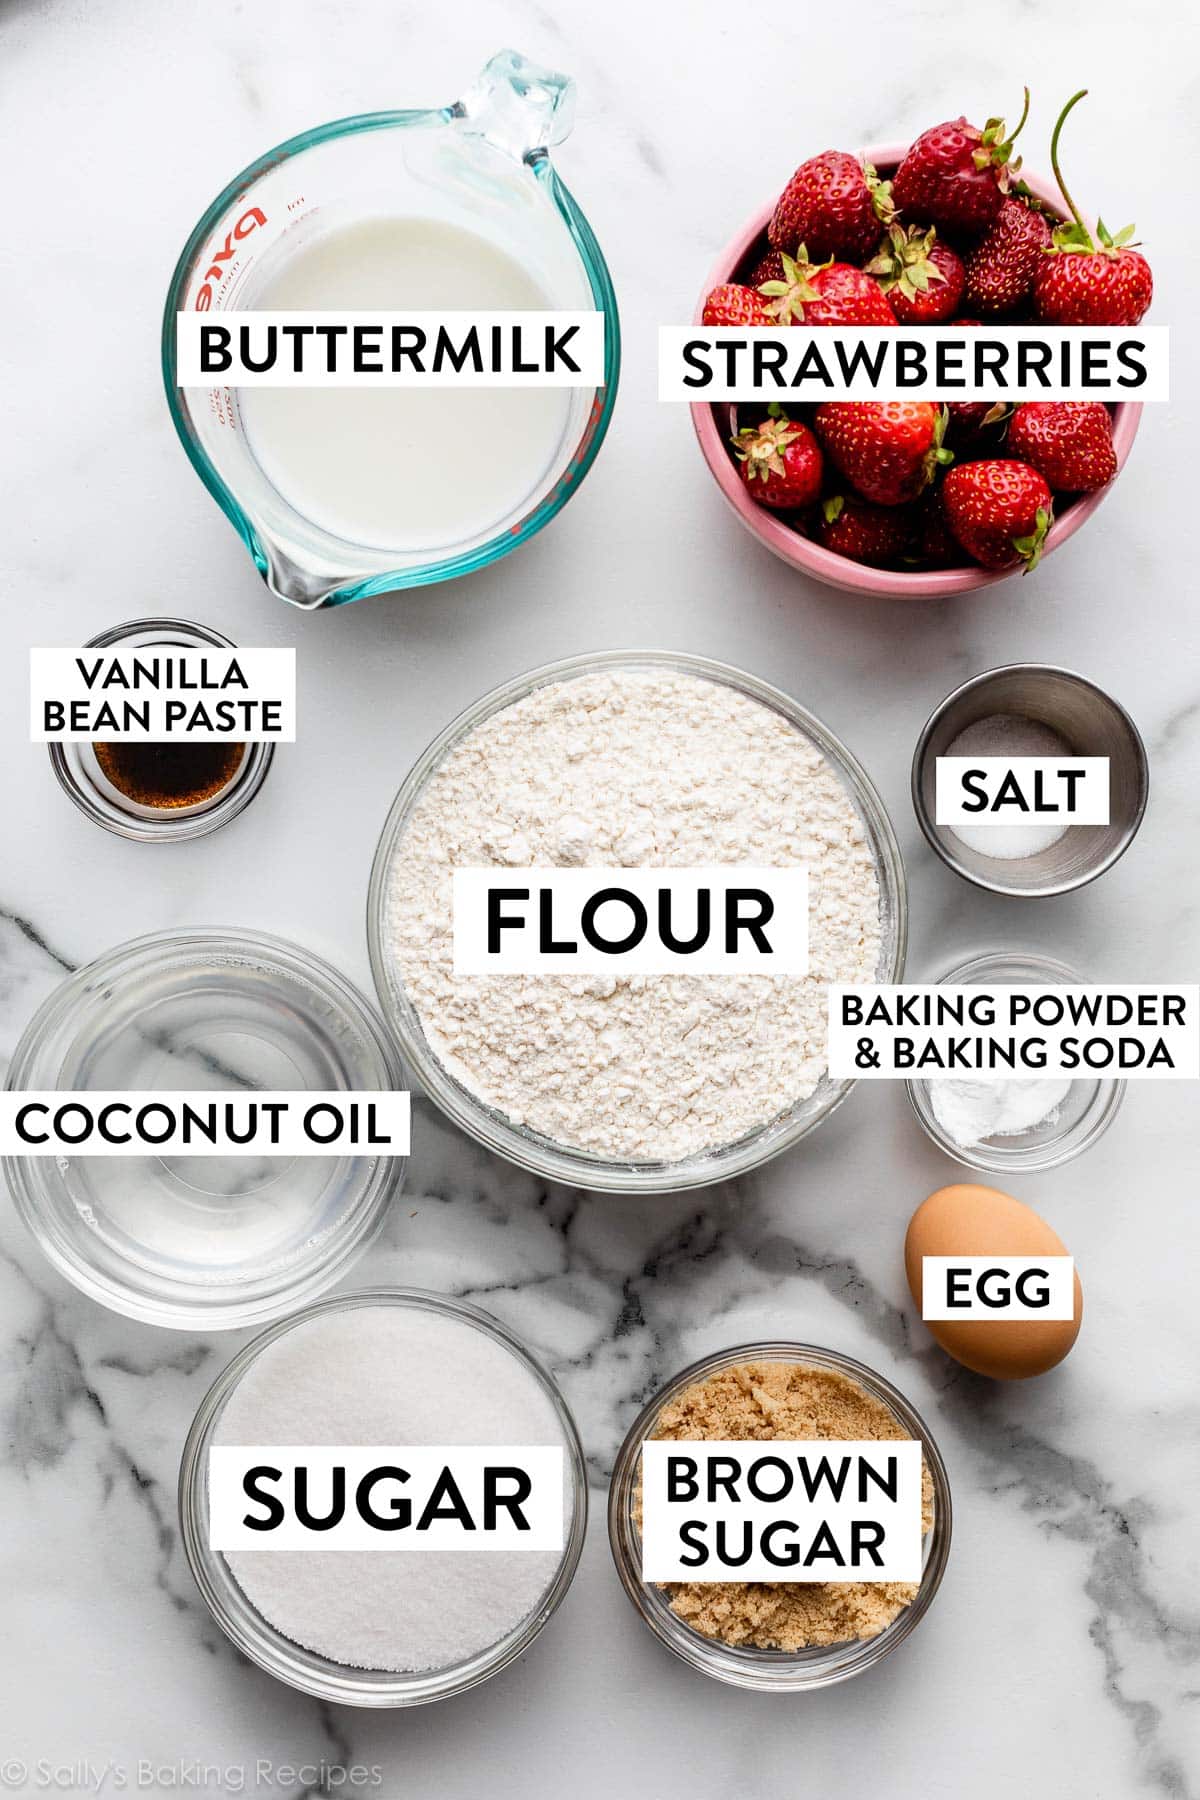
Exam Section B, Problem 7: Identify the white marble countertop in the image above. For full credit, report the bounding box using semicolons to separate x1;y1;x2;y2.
2;2;1197;1796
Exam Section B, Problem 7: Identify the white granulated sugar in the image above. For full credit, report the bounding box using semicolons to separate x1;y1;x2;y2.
386;669;882;1161
215;1308;568;1673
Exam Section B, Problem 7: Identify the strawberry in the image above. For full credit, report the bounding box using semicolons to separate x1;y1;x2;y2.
865;224;965;323
768;151;893;262
746;249;787;287
908;491;963;569
963;197;1053;313
817;494;912;566
1032;91;1153;325
891;90;1029;235
732;404;824;509
759;250;894;326
938;319;1012;442
947;401;1012;458
943;317;986;435
702;284;774;328
942;460;1053;570
1006;401;1117;491
813;401;952;506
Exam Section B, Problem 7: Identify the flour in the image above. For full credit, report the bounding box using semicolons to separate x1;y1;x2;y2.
384;668;882;1161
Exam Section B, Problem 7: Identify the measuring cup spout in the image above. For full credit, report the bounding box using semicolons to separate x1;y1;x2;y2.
454;49;576;163
258;543;354;611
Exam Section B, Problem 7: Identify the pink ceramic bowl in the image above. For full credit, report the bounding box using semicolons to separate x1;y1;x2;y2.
691;143;1143;598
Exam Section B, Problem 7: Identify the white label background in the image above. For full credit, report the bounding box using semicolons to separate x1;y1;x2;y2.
658;324;1168;402
934;758;1110;827
0;1092;411;1156
641;1439;924;1583
30;647;296;742
921;1256;1076;1321
452;867;810;976
209;1446;565;1551
178;311;606;387
827;984;1200;1080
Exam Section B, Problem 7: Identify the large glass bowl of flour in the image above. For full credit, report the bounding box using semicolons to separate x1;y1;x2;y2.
367;651;907;1192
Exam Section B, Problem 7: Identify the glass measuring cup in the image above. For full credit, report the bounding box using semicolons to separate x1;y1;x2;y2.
162;50;620;609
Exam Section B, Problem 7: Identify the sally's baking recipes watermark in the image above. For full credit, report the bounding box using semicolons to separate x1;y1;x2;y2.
0;1760;383;1793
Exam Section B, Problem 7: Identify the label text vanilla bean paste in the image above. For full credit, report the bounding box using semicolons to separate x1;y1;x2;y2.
384;669;882;1161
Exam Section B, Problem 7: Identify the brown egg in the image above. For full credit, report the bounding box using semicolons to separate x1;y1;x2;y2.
905;1183;1082;1380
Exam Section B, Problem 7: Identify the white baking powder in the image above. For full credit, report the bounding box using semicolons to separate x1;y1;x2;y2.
930;1074;1074;1148
946;714;1074;860
214;1307;569;1672
385;668;882;1161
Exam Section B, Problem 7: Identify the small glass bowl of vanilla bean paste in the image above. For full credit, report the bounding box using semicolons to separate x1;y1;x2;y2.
47;617;275;841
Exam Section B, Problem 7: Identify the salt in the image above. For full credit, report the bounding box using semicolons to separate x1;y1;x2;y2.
214;1305;570;1673
945;713;1075;861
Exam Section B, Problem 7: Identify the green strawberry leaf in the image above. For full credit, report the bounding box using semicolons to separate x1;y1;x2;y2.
1091;218;1141;258
1050;218;1095;255
1013;504;1052;574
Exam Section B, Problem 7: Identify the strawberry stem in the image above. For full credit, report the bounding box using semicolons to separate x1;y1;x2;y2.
1049;89;1093;249
1011;85;1031;145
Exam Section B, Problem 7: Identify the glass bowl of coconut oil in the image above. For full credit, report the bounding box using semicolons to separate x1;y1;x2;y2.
3;929;405;1327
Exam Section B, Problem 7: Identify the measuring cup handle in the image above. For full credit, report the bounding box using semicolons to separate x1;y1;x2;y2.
454;48;576;162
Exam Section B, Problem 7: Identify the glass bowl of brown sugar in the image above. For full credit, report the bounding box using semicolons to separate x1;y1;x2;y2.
608;1342;952;1690
47;617;275;841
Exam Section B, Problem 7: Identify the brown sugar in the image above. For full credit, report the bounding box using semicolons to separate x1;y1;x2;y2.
646;1360;934;1651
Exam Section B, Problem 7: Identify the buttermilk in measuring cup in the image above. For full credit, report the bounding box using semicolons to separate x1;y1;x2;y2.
241;217;570;552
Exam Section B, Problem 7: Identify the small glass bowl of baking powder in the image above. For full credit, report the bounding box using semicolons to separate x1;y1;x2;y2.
366;649;907;1194
179;1288;588;1706
607;1341;952;1690
906;950;1127;1174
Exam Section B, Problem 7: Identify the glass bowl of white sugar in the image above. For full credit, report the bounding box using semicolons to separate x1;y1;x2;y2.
178;1288;588;1705
906;951;1126;1174
367;650;907;1192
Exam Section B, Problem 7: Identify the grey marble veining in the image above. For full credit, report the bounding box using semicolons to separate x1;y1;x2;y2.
2;0;1198;1796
